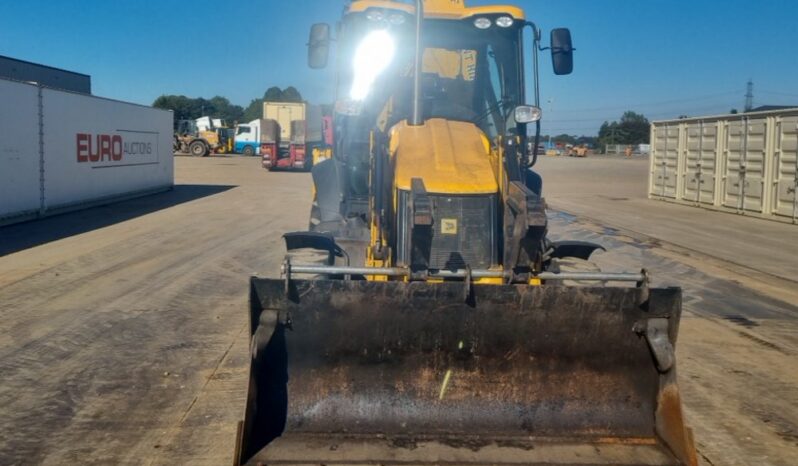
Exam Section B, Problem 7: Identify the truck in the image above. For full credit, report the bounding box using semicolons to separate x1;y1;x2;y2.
173;117;232;157
234;118;266;156
260;102;323;171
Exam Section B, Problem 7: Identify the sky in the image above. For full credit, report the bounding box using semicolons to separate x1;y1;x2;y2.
2;0;797;135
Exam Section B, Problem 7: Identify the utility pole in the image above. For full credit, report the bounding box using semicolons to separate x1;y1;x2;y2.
744;79;754;112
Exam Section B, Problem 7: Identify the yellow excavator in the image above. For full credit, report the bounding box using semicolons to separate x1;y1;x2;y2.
237;1;697;465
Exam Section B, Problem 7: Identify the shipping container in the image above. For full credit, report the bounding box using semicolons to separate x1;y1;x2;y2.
649;108;798;224
0;77;173;226
263;102;305;142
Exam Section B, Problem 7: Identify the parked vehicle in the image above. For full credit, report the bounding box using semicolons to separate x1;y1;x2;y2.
261;103;324;170
174;117;232;157
234;119;267;156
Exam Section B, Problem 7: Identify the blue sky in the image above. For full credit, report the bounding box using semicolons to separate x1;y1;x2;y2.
2;0;797;135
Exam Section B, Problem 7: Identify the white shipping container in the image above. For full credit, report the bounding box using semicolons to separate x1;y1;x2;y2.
263;102;305;142
0;79;41;222
649;108;798;224
0;77;173;225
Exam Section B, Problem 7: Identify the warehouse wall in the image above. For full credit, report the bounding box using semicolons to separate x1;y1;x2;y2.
0;55;91;94
0;78;173;225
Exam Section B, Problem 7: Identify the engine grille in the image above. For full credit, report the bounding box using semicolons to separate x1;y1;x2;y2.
398;192;497;270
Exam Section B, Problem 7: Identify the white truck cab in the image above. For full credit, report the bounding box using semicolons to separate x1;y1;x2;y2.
235;119;264;156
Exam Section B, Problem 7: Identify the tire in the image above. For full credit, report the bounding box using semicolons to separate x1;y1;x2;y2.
189;140;207;157
243;145;255;157
548;256;604;286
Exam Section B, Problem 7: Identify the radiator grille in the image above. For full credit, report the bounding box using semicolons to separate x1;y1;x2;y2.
397;192;497;270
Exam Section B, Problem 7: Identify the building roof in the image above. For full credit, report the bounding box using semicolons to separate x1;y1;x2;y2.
748;105;797;112
0;55;90;78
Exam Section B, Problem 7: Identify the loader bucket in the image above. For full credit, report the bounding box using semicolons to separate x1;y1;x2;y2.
237;278;697;466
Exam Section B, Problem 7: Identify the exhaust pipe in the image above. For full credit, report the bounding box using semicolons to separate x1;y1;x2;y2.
410;0;424;126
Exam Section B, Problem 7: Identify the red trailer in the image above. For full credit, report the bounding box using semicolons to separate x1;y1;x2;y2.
260;118;311;171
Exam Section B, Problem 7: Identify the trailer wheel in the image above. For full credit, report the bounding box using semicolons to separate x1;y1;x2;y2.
189;140;208;157
548;256;604;286
243;145;255;157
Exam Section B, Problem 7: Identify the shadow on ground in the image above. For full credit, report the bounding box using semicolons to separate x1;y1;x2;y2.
0;184;236;257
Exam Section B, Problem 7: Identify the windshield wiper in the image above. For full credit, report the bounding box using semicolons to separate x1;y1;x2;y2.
472;97;510;125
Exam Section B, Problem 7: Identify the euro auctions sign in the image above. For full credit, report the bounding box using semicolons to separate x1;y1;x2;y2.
76;130;159;167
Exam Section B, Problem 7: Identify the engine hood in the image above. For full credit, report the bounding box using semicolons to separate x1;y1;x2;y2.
390;118;497;194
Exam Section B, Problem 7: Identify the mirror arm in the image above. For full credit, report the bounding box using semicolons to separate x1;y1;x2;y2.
524;21;542;167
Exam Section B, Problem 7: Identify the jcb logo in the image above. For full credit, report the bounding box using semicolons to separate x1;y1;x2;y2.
441;218;458;235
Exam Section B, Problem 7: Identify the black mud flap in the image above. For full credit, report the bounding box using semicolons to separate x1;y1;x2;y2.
238;279;697;466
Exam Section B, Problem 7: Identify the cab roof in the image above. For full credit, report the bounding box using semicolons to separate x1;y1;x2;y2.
347;0;525;21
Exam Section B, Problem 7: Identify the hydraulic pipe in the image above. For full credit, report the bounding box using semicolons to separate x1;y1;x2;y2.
284;263;646;283
409;0;424;126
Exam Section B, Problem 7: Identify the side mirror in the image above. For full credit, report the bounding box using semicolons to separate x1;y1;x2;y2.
308;23;331;69
550;28;573;75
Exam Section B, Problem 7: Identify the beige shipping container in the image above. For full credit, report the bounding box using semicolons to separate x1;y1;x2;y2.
649;108;798;224
263;102;305;142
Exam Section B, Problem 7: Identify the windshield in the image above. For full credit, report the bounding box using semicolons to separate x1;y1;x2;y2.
337;16;523;139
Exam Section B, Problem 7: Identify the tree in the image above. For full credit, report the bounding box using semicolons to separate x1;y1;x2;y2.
209;96;244;123
241;86;305;122
242;98;264;122
153;94;243;127
597;111;650;149
281;86;303;103
263;86;284;102
153;86;303;126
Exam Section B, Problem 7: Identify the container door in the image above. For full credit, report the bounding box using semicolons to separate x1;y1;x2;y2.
723;120;744;209
772;116;798;221
743;118;767;212
723;118;766;211
682;122;702;202
651;124;679;198
698;123;718;204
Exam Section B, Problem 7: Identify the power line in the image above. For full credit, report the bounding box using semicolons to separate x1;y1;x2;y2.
550;90;741;114
758;89;798;98
543;102;737;123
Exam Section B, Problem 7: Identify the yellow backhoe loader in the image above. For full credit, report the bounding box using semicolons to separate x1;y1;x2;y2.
237;1;697;465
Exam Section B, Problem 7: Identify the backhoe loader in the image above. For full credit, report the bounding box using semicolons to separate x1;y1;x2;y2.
237;1;697;465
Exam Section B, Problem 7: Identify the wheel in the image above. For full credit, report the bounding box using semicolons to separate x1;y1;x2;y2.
243;145;255;157
548;256;604;286
189;140;207;157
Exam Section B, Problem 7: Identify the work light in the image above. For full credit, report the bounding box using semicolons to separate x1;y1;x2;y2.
350;30;396;101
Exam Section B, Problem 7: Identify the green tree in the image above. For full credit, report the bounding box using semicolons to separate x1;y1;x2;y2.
597;111;650;148
242;98;264;122
241;87;305;122
209;96;244;123
281;86;303;103
263;86;284;102
153;87;304;126
153;94;243;127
